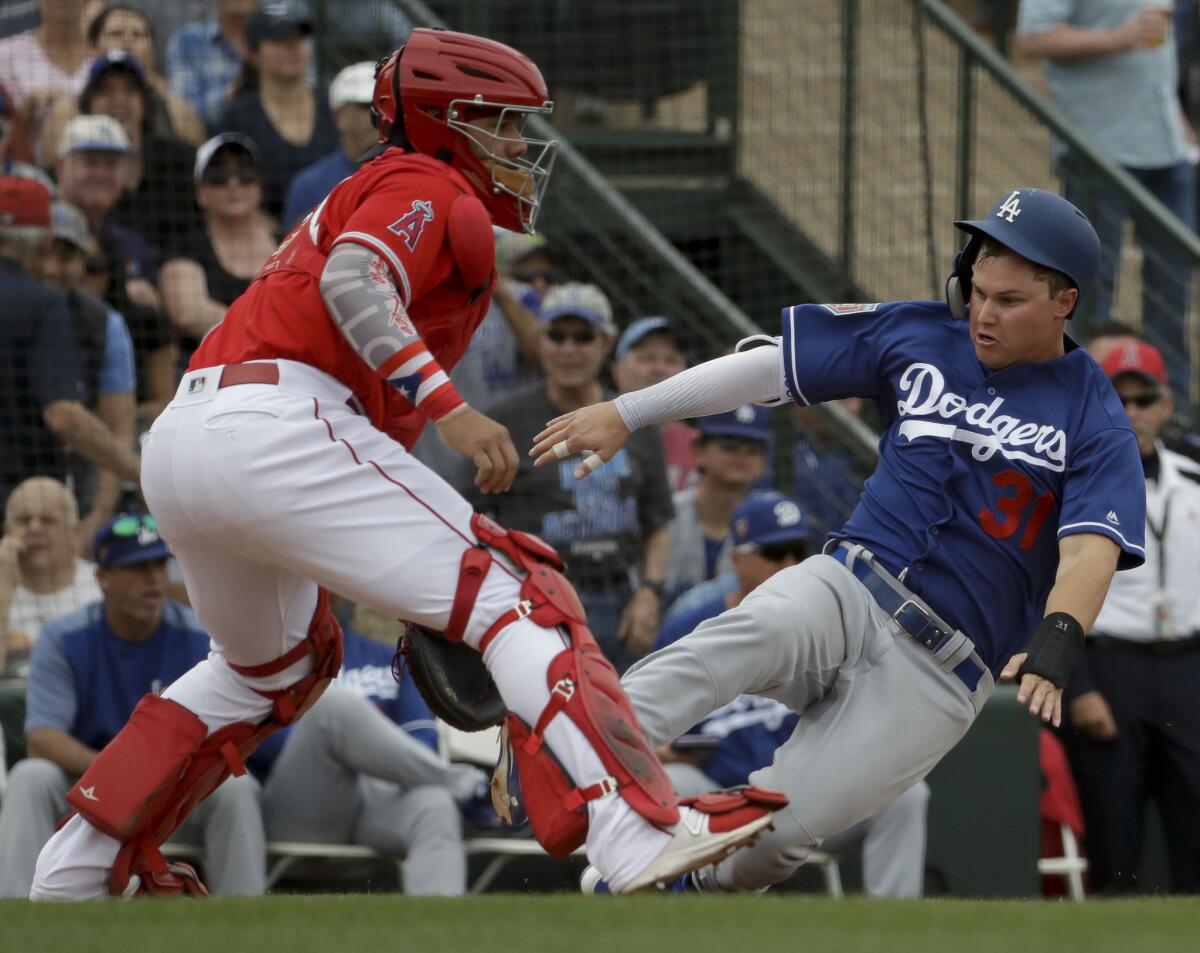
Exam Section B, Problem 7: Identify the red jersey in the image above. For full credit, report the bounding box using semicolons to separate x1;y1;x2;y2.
192;148;496;447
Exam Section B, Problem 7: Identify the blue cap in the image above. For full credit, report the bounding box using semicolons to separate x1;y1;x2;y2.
615;316;675;361
954;188;1100;299
84;49;147;91
697;403;770;442
93;513;170;568
731;492;810;552
537;282;616;335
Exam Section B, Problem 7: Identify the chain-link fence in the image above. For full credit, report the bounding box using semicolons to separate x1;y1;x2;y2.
2;0;1198;674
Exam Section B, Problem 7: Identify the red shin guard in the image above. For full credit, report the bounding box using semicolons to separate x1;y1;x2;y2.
65;589;344;895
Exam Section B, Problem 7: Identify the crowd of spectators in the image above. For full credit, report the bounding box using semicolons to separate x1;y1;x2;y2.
0;0;1197;899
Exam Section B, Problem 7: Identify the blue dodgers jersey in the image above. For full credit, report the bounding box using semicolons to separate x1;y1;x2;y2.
59;602;212;751
779;300;1146;674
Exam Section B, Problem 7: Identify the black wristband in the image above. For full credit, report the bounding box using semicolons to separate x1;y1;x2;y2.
1018;612;1085;688
638;579;664;598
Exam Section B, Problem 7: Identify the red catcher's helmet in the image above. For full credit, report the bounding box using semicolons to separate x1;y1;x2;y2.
372;28;558;234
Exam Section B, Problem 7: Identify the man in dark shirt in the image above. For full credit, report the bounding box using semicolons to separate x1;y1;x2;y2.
477;283;674;672
0;176;140;511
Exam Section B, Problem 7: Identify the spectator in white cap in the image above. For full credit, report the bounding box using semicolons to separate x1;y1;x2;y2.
281;60;378;230
613;316;697;493
160;132;276;367
474;283;675;673
57;113;178;424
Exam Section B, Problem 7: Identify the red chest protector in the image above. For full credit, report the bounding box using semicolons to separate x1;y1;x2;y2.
251;151;497;446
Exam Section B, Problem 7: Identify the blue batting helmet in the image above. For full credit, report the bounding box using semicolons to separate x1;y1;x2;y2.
944;188;1100;319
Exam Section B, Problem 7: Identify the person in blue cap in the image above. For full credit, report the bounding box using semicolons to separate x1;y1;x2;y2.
661;404;771;607
0;512;265;897
613;316;698;493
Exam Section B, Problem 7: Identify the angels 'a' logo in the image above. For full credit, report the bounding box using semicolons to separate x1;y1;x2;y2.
387;199;435;251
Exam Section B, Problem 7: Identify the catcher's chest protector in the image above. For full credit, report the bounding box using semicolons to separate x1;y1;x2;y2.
448;514;680;857
65;589;344;895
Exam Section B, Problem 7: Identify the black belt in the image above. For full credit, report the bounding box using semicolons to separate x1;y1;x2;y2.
1089;633;1200;656
829;543;986;692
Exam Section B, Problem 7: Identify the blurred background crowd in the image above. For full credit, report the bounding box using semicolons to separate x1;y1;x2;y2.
0;0;1198;901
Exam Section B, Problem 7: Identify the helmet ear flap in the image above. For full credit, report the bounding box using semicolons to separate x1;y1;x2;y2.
945;237;980;319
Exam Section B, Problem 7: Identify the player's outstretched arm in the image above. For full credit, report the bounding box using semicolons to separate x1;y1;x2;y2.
531;344;785;480
1000;532;1119;727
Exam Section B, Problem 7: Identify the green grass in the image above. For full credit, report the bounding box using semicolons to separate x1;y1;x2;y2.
3;894;1199;953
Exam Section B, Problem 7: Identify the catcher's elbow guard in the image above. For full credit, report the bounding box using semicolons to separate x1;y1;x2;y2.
1017;611;1084;688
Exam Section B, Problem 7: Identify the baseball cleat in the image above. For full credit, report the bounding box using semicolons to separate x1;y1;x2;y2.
580;866;697;895
489;723;528;829
613;786;788;895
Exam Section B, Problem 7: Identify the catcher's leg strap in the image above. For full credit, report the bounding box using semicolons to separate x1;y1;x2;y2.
437;513;679;855
65;591;343;896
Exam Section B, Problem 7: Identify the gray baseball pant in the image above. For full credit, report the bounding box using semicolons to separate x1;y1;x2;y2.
261;684;466;895
624;553;993;891
666;761;929;897
0;757;264;897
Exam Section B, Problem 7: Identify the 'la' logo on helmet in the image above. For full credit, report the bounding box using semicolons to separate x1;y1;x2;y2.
996;190;1022;224
387;199;435;251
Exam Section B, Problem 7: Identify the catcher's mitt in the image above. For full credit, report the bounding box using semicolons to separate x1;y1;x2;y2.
393;623;506;731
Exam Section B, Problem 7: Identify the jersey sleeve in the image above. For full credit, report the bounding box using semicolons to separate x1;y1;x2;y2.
1057;427;1146;570
331;173;457;308
779;302;890;406
25;626;79;734
97;309;137;396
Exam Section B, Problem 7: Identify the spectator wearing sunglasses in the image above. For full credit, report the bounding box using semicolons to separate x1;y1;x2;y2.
652;490;930;898
474;283;675;672
0;512;266;898
661;404;771;609
1059;341;1200;894
160;133;276;368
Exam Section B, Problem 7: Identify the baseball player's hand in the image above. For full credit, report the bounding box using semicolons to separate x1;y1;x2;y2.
435;405;519;494
1000;652;1063;727
1069;690;1118;742
530;401;629;480
617;586;659;657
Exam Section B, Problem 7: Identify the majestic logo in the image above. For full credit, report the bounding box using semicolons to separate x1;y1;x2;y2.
387;199;435;252
895;362;1067;472
78;785;99;802
819;303;879;316
997;190;1022;223
1106;510;1120;525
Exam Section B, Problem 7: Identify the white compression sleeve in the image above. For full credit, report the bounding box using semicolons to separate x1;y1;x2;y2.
614;343;786;432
